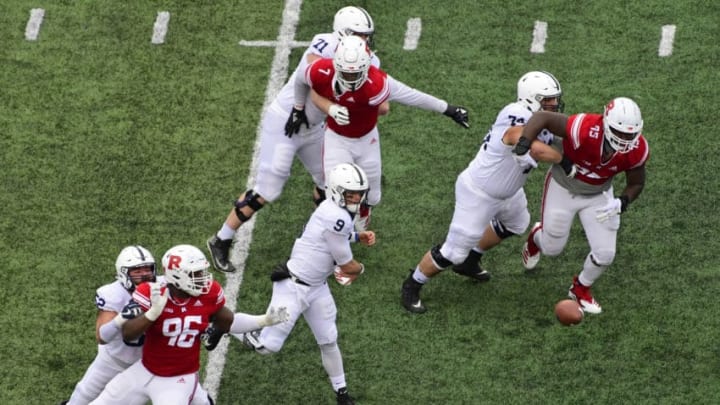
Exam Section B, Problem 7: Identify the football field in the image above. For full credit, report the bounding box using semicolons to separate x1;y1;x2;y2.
2;1;719;404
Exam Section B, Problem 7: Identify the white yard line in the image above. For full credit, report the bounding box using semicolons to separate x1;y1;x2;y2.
203;0;303;399
658;24;677;57
403;18;422;50
530;20;547;53
239;39;310;48
151;11;171;44
24;8;45;41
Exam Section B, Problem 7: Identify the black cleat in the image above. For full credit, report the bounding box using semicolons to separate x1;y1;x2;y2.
207;236;235;272
401;270;427;314
452;250;491;282
336;387;355;405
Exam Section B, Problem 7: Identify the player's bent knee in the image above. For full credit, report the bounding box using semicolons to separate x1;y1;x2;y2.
491;218;519;239
591;249;616;266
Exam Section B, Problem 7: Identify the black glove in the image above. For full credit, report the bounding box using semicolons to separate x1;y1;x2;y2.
120;301;143;320
284;107;309;137
512;136;532;156
443;104;469;128
201;325;226;351
559;155;577;178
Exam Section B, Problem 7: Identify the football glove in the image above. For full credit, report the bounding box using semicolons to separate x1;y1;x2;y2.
596;192;629;222
120;301;143;320
559;155;577;178
284;106;309;137
259;306;290;327
444;104;470;128
144;282;168;321
334;264;365;286
512;136;532;156
328;104;350;125
201;325;226;351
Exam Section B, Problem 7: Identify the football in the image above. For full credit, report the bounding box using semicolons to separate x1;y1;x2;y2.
554;299;584;326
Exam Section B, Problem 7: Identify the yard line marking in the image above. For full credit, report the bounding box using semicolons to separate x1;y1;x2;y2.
24;8;45;41
239;39;310;48
204;0;303;399
530;20;548;53
658;24;676;57
151;11;170;44
403;18;422;50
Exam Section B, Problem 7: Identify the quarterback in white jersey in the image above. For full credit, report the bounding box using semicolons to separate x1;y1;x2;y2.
401;72;577;314
206;6;380;274
60;245;213;405
234;163;375;405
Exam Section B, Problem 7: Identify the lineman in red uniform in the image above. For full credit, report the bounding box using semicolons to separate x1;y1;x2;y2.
288;35;469;231
512;97;649;314
91;245;288;404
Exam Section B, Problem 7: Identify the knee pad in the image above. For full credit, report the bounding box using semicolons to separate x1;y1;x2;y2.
430;244;453;269
491;218;517;239
234;189;264;222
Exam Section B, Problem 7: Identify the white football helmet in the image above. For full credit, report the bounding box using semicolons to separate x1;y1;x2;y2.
115;245;156;292
326;163;369;214
517;71;563;112
603;97;643;153
162;245;213;297
333;6;375;44
333;35;372;93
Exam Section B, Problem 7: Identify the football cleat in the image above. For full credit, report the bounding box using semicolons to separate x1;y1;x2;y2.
401;270;427;314
336;387;355;405
568;275;602;314
522;222;542;270
207;235;235;273
452;250;491;282
233;329;263;350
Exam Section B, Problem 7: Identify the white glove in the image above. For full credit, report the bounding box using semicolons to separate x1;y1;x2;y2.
334;264;364;286
595;192;622;223
513;153;538;170
329;104;350;125
144;282;169;321
259;306;290;327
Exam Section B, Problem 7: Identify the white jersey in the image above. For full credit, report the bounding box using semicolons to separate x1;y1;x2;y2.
466;102;555;198
271;33;381;126
287;200;355;286
94;277;164;365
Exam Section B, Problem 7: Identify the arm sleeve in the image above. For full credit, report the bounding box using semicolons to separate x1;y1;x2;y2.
229;313;266;334
293;62;313;108
386;75;448;113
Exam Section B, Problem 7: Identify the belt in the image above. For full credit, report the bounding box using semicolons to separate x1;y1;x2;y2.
288;272;310;286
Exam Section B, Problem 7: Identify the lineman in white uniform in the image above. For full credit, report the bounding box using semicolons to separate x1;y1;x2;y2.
235;163;375;405
207;6;380;273
401;72;577;314
60;245;214;405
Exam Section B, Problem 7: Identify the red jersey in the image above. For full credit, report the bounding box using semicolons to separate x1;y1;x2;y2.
132;281;225;376
564;113;650;185
305;58;389;138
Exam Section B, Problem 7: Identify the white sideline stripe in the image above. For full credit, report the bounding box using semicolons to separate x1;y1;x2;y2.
24;8;45;41
204;0;302;399
403;18;422;50
239;39;310;48
151;11;170;44
530;20;547;53
658;24;676;57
